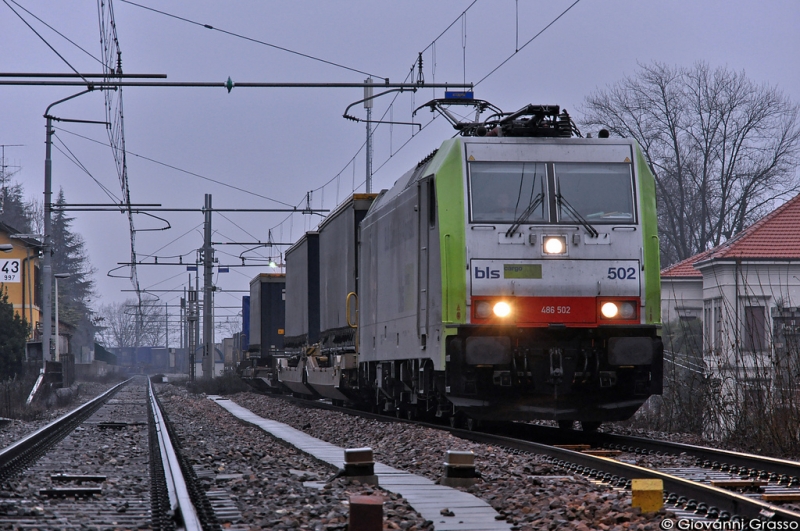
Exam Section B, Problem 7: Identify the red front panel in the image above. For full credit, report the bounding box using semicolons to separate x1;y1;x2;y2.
516;296;596;325
471;296;641;327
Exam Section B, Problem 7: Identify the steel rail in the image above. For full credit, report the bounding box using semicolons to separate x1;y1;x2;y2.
148;379;203;531
0;378;130;481
511;424;800;483
455;428;800;523
590;430;800;482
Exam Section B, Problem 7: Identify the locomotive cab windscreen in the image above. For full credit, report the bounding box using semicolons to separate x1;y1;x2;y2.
469;162;548;223
555;163;635;223
468;161;636;226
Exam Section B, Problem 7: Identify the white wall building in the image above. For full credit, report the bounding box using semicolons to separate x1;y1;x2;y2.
661;194;800;435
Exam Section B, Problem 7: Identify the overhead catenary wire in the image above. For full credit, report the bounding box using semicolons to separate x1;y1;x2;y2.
271;0;584;242
262;2;483;239
475;0;582;87
1;0;90;84
4;0;105;67
56;127;298;208
51;136;122;203
119;0;387;81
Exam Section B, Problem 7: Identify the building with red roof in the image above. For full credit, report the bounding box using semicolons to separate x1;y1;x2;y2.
661;193;800;362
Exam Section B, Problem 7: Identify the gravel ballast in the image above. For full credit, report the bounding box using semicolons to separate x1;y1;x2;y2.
157;386;433;530
207;390;672;530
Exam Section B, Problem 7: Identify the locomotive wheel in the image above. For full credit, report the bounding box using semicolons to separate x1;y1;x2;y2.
581;421;602;432
558;420;575;430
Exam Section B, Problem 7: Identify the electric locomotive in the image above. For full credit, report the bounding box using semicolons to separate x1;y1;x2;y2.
276;98;663;430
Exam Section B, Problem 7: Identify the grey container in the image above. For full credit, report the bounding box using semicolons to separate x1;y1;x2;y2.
248;273;286;360
317;194;376;352
284;232;319;347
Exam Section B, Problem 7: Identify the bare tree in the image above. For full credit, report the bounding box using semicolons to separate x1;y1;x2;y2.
581;62;800;265
216;314;242;339
25;197;43;236
96;297;166;348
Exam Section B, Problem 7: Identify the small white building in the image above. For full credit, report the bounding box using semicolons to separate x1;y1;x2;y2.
661;194;800;435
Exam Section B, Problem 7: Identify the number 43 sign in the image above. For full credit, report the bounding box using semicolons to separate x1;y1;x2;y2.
1;259;20;282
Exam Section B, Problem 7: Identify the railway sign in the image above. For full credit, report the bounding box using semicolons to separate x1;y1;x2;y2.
0;259;21;282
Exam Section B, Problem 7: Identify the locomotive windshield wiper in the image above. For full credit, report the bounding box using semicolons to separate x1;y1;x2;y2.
556;193;599;238
505;193;544;237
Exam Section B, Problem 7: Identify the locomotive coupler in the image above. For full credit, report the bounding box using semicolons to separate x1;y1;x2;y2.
548;348;564;386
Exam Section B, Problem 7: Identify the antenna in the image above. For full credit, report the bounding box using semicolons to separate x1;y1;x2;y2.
0;144;23;214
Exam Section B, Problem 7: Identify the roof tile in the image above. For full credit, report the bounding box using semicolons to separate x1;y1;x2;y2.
661;193;800;275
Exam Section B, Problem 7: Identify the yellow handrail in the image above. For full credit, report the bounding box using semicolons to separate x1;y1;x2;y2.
346;291;358;328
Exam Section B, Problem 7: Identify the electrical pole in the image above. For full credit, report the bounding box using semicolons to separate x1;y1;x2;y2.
40;88;95;374
165;302;169;350
365;77;373;194
202;193;214;379
187;278;197;382
180;291;186;371
41;115;53;369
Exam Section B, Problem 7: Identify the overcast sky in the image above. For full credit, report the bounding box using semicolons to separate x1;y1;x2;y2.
1;0;798;335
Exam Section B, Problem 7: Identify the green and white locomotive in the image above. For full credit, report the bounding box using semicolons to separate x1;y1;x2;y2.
277;98;662;430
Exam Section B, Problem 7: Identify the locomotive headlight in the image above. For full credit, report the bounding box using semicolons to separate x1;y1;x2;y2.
619;302;636;319
493;301;512;318
543;236;567;255
600;301;637;320
475;301;492;319
600;302;619;319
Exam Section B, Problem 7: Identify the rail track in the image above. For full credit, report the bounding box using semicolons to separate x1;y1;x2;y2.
0;376;211;530
264;392;800;527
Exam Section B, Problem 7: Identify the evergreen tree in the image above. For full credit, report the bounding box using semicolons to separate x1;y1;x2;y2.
51;189;97;353
0;287;29;378
0;181;33;234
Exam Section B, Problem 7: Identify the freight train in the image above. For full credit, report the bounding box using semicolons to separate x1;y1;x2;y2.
246;98;663;431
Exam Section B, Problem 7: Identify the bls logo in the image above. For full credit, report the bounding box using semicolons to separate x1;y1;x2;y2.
474;267;500;279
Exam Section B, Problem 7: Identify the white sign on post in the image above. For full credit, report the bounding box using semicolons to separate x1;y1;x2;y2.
0;259;21;282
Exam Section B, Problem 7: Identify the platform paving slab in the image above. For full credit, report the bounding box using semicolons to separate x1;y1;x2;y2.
208;396;513;531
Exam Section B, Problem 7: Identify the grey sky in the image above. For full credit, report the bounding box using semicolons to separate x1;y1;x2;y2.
1;1;798;334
